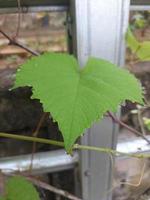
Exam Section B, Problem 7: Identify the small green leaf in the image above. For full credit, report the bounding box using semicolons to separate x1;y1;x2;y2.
126;28;139;52
143;117;150;131
137;41;150;61
14;53;143;151
6;176;40;200
126;28;150;61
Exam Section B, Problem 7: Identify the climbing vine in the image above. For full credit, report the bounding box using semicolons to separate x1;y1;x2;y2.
0;24;149;200
14;52;143;151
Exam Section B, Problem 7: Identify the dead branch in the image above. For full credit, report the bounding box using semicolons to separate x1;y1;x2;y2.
30;113;48;172
27;176;83;200
108;111;150;145
0;29;40;56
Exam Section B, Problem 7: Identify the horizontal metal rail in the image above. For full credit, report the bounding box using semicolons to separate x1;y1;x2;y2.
0;5;68;14
1;2;150;13
117;135;150;159
0;149;79;174
130;5;150;11
0;135;150;174
131;0;150;5
0;0;69;8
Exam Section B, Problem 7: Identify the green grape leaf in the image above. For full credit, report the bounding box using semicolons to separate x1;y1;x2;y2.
6;176;40;200
126;28;150;61
14;53;143;151
126;28;139;52
0;197;5;200
137;41;150;61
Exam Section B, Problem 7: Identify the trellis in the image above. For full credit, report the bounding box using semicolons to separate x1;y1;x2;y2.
0;1;149;200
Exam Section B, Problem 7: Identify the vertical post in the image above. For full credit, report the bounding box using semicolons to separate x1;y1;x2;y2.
70;0;130;199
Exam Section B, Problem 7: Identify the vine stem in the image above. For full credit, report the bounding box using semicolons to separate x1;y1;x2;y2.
0;132;149;159
0;29;40;56
73;144;148;158
0;132;64;147
0;29;149;159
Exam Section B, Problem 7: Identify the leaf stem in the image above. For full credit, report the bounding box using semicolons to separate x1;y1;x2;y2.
0;132;149;159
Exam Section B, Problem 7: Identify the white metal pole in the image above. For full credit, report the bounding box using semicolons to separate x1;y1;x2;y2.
71;0;130;199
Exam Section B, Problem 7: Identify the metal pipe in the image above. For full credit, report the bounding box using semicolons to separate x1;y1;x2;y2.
117;135;150;158
0;149;79;174
0;6;68;14
0;135;150;174
130;5;150;11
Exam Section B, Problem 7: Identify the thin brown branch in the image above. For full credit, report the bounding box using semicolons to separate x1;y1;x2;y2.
108;111;150;145
14;0;21;39
33;113;48;138
0;29;40;56
30;113;48;171
5;172;82;200
27;176;82;200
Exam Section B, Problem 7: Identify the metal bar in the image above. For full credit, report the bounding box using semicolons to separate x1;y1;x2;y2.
71;0;130;199
0;6;68;14
0;136;150;175
0;0;69;8
0;150;79;174
117;135;150;158
131;0;150;5
130;5;150;11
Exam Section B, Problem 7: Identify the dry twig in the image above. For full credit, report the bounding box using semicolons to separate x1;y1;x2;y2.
0;29;40;56
27;176;82;200
108;111;150;145
30;113;48;171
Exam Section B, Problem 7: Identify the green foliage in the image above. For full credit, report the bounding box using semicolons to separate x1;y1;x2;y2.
130;11;150;30
143;117;150;131
126;28;150;61
0;176;40;200
14;53;143;151
135;18;146;28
